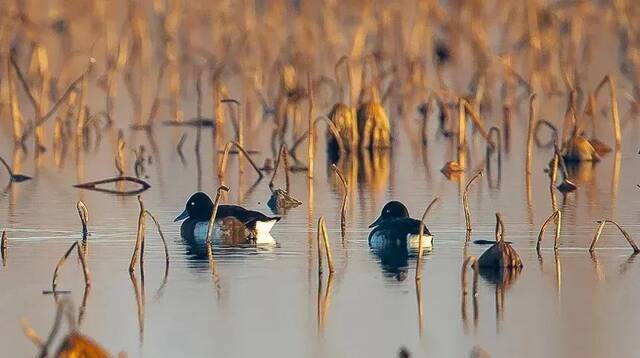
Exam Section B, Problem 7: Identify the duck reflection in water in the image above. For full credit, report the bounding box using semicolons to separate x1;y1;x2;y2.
368;201;433;280
175;192;280;260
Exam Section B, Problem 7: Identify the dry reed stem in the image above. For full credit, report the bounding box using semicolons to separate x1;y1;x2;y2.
416;197;439;281
536;210;562;252
332;164;348;241
76;241;91;288
589;220;640;253
463;171;483;233
217;141;264;184
308;72;315;179
595;75;622;150
318;217;335;274
526;94;537;174
144;210;170;272
316;217;323;275
128;197;146;273
1;231;7;261
7;59;24;145
495;213;505;242
205;185;230;247
269;144;291;192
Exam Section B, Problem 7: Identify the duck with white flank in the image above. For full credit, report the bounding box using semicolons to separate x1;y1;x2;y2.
368;201;433;251
175;192;280;245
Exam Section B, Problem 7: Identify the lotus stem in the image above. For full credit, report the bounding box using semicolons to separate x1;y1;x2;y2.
52;241;80;292
457;98;466;169
129;196;146;273
332;165;348;241
416;197;439;281
269;144;291;192
217;141;264;185
595;75;622;150
308;72;315;179
463;171;483;233
144;210;170;273
76;201;89;242
536;210;562;252
205;185;230;247
589;220;640;253
526;94;537;175
318;217;335;274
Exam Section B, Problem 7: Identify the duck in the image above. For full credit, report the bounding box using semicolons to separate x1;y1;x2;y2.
175;192;280;245
368;201;433;251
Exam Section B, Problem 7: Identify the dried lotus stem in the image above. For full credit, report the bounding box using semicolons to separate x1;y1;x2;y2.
589;220;640;253
526;94;537;175
595;75;622;150
77;201;89;242
308;72;315;179
332;164;348;241
217;141;264;185
416;197;439;281
463;171;483;233
129;197;146;273
319;217;335;274
536;210;562;252
205;185;230;247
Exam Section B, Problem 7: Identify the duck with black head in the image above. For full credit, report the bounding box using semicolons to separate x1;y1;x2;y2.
368;201;433;251
175;192;281;246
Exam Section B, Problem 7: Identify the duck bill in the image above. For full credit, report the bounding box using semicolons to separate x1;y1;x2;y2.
174;209;189;222
368;215;384;228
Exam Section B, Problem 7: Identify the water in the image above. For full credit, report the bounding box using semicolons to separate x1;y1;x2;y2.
3;2;640;357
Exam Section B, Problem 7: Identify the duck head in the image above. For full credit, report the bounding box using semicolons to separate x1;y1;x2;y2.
369;201;410;228
175;192;213;222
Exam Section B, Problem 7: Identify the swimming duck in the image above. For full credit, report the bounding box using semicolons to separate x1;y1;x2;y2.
368;201;433;250
175;192;280;245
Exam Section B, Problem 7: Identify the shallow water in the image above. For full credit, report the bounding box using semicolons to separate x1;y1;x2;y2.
3;3;640;357
2;97;640;357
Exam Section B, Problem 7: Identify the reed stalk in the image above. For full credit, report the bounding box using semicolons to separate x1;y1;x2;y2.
1;231;7;266
76;201;89;243
457;98;466;169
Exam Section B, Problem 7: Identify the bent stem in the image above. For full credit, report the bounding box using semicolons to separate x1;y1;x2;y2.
51;241;80;292
129;197;146;273
318;217;335;274
332;164;349;241
589;220;640;253
76;201;89;243
595;75;622;150
536;210;562;252
463;171;483;233
416;197;439;281
217;141;264;185
144;210;170;274
205;185;231;247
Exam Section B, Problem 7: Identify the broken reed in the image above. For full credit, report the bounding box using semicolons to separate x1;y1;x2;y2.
317;217;335;274
332;164;348;241
589;220;640;253
463;171;483;233
205;185;230;246
129;196;171;273
536;210;562;251
416;197;439;281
